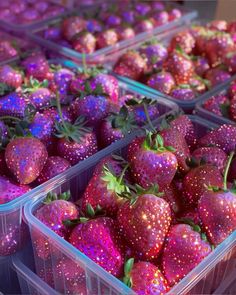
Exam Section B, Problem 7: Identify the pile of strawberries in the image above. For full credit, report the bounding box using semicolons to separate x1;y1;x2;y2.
34;114;236;295
203;79;236;122
41;2;182;53
114;20;236;101
0;51;165;206
0;0;65;25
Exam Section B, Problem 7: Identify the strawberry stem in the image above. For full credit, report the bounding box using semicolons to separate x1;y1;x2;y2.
55;91;70;134
82;53;88;76
118;164;129;184
142;102;155;132
0;116;21;122
223;151;234;190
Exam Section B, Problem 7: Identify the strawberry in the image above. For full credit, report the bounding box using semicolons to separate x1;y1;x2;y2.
205;68;231;88
168;8;182;21
34;191;78;260
113;51;147;80
207;20;228;32
134;2;151;15
121;11;135;24
86;19;102;33
170;85;195;101
135;19;154;33
147;71;175;95
0;176;30;204
68;216;124;277
117;186;171;260
164;50;194;84
182;164;223;208
5;137;48;184
37;156;71;184
0;65;22;88
179;209;202;225
69;73;88;94
72;31;96;54
128;133;177;190
0;40;18;61
99;106;137;147
198;124;236;154
162;222;212;286
230;96;236;122
118;27;135;40
189;76;208;94
192;147;228;173
0;120;8;143
164;183;182;219
229;81;236;98
105;14;121;27
169;31;195;54
194;56;210;76
228;157;236;182
153;11;169;26
61;16;87;41
0;151;8;176
199;152;236;245
203;93;229;117
43;106;73;124
224;52;236;74
123;259;169;295
97;29;118;49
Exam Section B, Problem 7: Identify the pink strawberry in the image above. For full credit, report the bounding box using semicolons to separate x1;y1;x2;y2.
198;124;236;154
170;85;196;101
97;29;118;49
61;16;87;41
37;156;71;184
205;68;231;88
123;259;169;295
34;191;78;260
5;137;48;184
182;164;223;207
69;216;124;277
168;8;182;21
169;31;195;54
147;71;175;95
135;19;154;33
72;31;96;54
118;27;135;40
128;133;177;190
0;65;22;88
0;176;30;204
162;222;212;286
118;187;171;260
194;56;210;77
203;93;229;116
192;147;228;173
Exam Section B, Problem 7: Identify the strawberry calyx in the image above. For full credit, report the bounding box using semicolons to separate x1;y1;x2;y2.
142;132;175;153
78;80;108;98
175;44;191;60
43;190;71;205
123;258;134;288
22;76;49;93
223;151;234;191
0;83;15;96
108;106;137;134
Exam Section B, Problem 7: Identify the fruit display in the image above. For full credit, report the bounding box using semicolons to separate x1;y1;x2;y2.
198;79;236;124
26;115;236;295
113;20;236;109
28;1;196;63
0;0;65;27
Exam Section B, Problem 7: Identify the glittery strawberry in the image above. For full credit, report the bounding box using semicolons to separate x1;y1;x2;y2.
163;183;182;219
165;49;194;84
194;56;210;77
37;156;71;184
229;96;236;121
113;50;147;80
179;209;202;226
69;72;88;94
0;92;30;118
203;93;229;117
162;222;212;286
34;191;78;260
224;52;236;74
198;124;236;154
170;84;196;101
105;14;122;27
229;81;236;98
86;19;103;33
5;137;48;184
147;71;175;95
61;16;87;41
68;215;124;277
199;152;236;246
135;19;154;33
123;259;169;295
192;147;228;173
97;29;118;49
169;31;195;54
128;132;177;190
0;65;22;88
118;185;171;260
118;26;135;40
0;176;30;204
72;31;96;54
205;68;231;88
0;120;8;144
182;164;223;208
134;2;151;15
43;106;73;124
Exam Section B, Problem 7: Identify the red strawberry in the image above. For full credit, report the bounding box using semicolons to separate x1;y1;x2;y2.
37;156;71;184
0;176;30;204
97;29;118;49
192;147;228;173
34;191;78;260
198;124;236;154
170;85;196;101
61;16;87;41
205;68;231;88
164;183;182;219
69;216;124;277
169;31;195;54
165;50;194;84
117;188;171;260
118;27;135;40
135;19;154;33
123;259;169;295
0;65;22;88
72;31;96;54
182;164;223;207
203;93;229;116
162;222;212;286
128;133;177;190
194;56;210;77
147;71;175;95
179;209;202;225
5;137;48;184
113;51;147;80
199;152;236;245
224;52;236;74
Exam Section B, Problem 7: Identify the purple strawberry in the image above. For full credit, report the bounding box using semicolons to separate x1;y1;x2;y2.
170;85;196;101
205;68;231;88
194;56;210;76
0;92;30;118
0;65;22;88
105;14;121;27
147;71;175;95
203;93;229;116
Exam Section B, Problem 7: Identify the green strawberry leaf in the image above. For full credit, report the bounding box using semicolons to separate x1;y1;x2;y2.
124;258;134;276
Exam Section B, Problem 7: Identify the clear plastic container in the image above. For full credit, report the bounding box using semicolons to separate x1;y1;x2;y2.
0;57;178;259
0;256;20;294
27;5;197;65
196;81;236;126
24;115;236;295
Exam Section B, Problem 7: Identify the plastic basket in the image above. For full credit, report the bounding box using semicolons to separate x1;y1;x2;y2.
24;115;236;295
196;80;236;126
26;4;197;65
0;256;20;294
